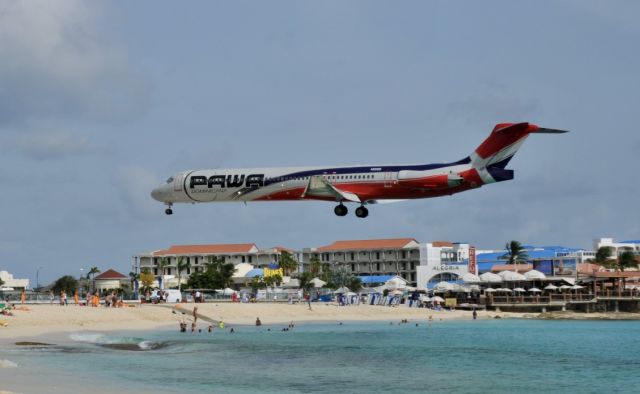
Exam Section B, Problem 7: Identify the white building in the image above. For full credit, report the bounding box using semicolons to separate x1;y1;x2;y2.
416;243;473;289
594;238;640;256
0;270;30;290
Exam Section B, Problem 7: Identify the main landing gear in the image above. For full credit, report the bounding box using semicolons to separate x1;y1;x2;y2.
334;203;368;218
355;205;369;218
165;203;173;215
334;204;348;217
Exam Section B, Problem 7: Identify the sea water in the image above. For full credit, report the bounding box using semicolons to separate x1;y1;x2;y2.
2;319;640;393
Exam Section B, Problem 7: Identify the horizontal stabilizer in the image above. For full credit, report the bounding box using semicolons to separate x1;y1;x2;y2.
535;128;569;134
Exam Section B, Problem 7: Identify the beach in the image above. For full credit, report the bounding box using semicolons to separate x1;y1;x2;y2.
0;302;524;340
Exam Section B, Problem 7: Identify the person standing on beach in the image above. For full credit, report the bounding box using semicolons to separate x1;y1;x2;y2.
20;289;26;304
472;308;477;320
193;306;198;323
73;291;79;305
49;290;54;304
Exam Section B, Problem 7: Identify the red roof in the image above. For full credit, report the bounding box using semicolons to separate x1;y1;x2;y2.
432;241;454;247
154;243;257;256
94;269;127;280
318;238;417;251
269;246;295;253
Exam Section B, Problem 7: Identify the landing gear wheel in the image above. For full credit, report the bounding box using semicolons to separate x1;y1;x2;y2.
334;204;348;217
355;206;369;218
165;208;173;215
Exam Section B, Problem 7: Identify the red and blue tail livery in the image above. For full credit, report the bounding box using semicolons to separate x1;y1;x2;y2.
151;122;567;218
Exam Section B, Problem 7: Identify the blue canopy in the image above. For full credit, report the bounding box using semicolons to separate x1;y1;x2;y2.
245;268;264;278
267;263;279;269
358;275;395;284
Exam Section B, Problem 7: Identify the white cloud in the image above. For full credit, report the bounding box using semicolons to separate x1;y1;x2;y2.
3;130;98;160
0;0;150;125
447;83;540;125
111;166;161;218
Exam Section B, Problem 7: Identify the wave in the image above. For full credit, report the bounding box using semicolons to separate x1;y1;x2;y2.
69;333;166;351
0;359;18;368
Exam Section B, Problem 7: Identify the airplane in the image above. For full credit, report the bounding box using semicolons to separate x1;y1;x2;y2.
151;122;567;218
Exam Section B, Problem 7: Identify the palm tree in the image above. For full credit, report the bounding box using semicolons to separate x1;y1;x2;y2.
309;257;322;276
502;241;528;265
278;251;298;276
158;258;170;288
88;266;100;292
176;257;189;291
605;251;639;294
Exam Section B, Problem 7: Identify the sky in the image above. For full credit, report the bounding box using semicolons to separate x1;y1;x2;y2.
1;0;639;286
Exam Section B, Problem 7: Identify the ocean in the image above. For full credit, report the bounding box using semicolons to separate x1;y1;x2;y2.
1;319;639;393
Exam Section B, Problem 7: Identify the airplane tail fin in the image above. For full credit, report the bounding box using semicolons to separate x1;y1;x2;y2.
467;122;568;183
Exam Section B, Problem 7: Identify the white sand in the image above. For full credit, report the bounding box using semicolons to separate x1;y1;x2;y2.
0;302;525;340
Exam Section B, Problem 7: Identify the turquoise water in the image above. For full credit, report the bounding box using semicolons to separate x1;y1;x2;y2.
2;319;640;393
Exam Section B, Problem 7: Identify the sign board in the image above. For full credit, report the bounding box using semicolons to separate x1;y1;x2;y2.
468;246;477;275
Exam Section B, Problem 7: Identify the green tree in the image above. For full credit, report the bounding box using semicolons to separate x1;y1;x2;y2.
605;251;638;272
502;241;528;265
250;276;264;295
309;257;322;276
87;266;100;292
176;257;189;291
185;256;235;290
278;251;298;276
139;269;155;293
52;275;78;295
264;274;282;288
594;246;613;264
297;271;314;293
348;276;363;293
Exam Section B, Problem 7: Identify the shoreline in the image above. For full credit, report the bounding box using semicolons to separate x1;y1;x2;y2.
2;303;640;342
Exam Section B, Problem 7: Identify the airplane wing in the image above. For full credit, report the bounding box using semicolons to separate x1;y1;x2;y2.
302;175;361;203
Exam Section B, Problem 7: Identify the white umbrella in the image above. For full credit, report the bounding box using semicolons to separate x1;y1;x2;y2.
529;287;542;293
524;270;546;280
484;288;497;293
431;296;445;303
390;289;403;296
461;273;481;284
559;285;572;290
570;285;583;290
310;278;326;288
434;281;454;292
334;287;350;294
544;284;558;291
498;271;527;282
496;288;512;292
513;287;527;292
480;272;502;283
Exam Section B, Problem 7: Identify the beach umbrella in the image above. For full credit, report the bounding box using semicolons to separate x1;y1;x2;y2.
524;270;546;280
570;285;583;290
559;285;572;290
480;272;502;283
529;287;542;293
334;287;350;294
498;271;527;282
310;278;326;288
484;288;497;293
434;281;454;292
461;273;481;284
544;284;558;291
431;296;445;303
496;288;512;293
513;288;527;292
390;289;403;296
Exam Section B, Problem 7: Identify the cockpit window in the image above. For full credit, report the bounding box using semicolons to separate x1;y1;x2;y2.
166;177;174;184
